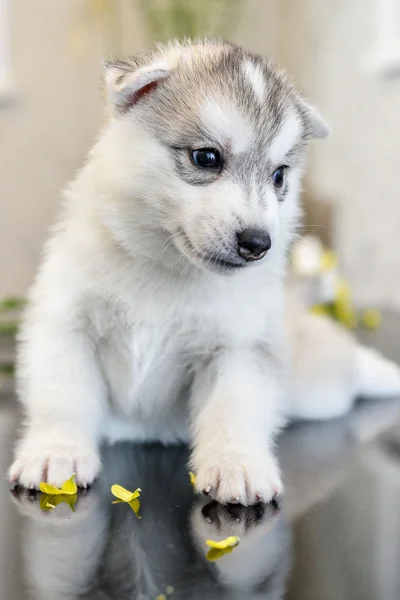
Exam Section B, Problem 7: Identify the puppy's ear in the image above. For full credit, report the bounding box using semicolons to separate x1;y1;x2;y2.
104;57;170;116
301;100;330;139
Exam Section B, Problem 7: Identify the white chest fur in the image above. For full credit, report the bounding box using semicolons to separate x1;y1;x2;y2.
91;262;284;438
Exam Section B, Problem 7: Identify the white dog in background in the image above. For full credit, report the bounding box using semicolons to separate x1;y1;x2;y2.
9;39;400;505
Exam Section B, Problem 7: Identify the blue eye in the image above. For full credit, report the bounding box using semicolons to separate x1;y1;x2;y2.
272;166;286;188
191;148;221;169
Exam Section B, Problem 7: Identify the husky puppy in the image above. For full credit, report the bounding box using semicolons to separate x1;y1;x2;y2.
9;39;400;504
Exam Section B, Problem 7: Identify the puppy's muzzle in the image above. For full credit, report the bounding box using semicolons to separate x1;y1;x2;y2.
237;228;271;261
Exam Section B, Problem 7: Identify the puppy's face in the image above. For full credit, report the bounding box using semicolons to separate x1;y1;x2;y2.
102;40;328;274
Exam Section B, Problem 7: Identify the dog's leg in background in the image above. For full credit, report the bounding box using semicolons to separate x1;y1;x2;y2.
286;306;400;421
190;349;284;505
8;311;106;489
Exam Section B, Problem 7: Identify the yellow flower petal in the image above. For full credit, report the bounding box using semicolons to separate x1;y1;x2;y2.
206;546;237;561
206;536;240;550
111;484;141;503
310;304;331;317
61;473;78;494
320;250;337;272
189;472;197;487
39;482;66;495
128;498;141;519
156;595;167;600
335;305;358;329
361;309;382;330
39;473;77;496
335;278;351;302
205;539;240;561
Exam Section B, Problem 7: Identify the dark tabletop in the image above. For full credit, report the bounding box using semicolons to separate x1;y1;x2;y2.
1;312;400;599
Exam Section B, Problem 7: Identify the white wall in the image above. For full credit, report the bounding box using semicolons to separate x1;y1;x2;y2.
279;0;400;309
0;0;104;296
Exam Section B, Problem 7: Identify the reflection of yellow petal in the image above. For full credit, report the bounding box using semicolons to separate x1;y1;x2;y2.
39;473;77;496
40;493;77;512
206;536;240;549
40;494;51;511
189;472;196;487
63;495;78;511
111;484;141;503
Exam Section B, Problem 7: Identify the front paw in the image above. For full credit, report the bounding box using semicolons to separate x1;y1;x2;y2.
191;447;282;506
9;434;101;490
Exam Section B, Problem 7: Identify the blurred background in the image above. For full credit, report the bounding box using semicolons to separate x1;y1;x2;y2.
1;0;400;378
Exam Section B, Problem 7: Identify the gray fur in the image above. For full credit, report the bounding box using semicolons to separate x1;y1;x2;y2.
108;39;322;197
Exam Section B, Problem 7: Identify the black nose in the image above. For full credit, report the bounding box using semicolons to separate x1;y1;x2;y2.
237;228;271;261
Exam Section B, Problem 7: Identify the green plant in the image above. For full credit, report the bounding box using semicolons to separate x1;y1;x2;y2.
136;0;244;40
0;296;25;312
0;364;14;376
72;0;245;58
0;320;18;336
0;295;24;379
0;296;25;336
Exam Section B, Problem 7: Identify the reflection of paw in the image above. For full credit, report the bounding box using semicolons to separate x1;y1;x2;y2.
9;435;101;489
190;497;282;563
192;447;282;505
201;499;279;536
10;487;99;522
